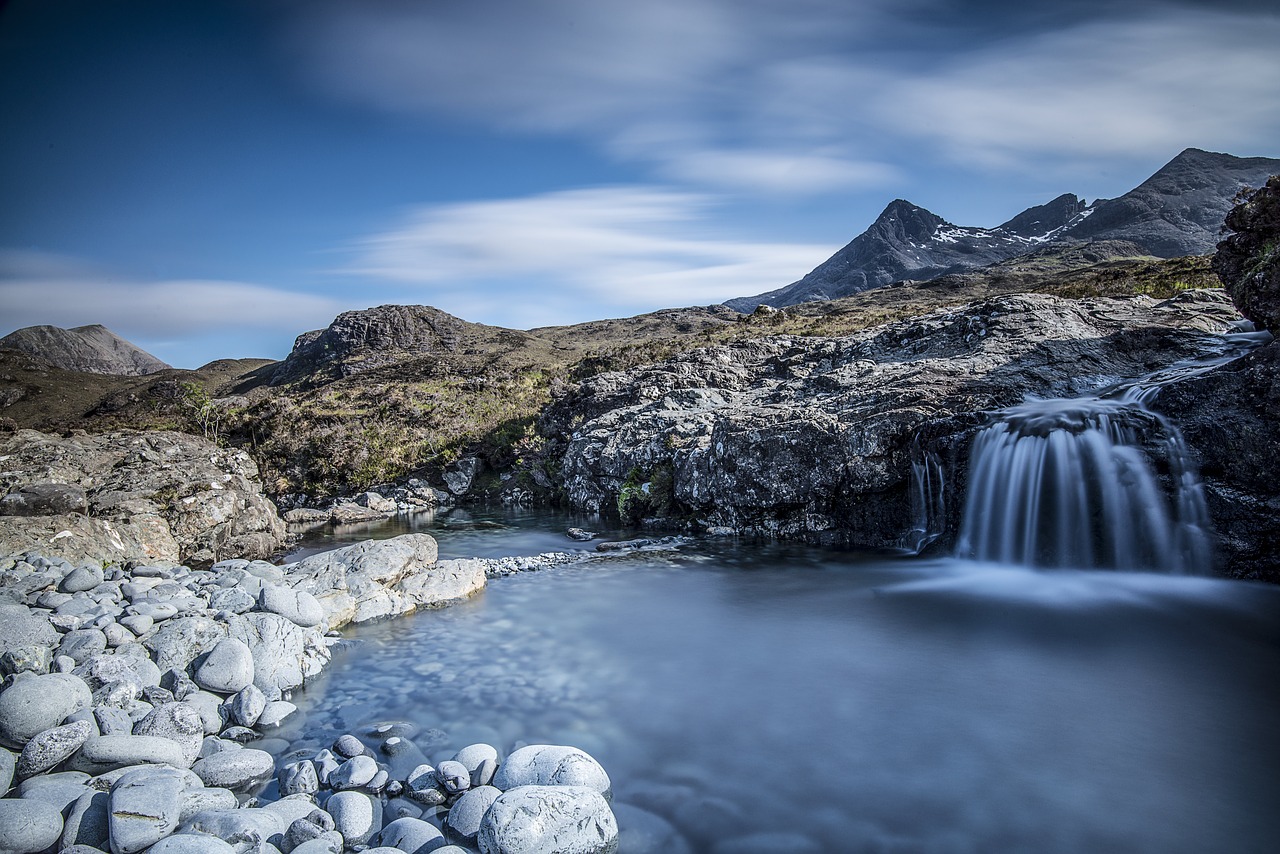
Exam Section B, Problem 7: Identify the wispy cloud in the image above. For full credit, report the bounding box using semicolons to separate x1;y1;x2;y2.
340;186;832;319
0;250;345;351
283;0;1280;187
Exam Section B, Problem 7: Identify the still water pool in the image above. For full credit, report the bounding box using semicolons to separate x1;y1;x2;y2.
276;509;1280;853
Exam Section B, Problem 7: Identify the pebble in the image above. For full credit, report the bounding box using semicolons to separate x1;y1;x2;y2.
332;733;365;759
435;760;471;794
190;747;275;792
71;734;189;774
60;565;104;594
377;816;446;853
16;719;95;779
327;790;383;847
145;836;238;853
453;742;500;787
330;754;379;790
229;683;267;728
279;760;320;796
492;744;611;796
60;789;111;851
133;702;206;766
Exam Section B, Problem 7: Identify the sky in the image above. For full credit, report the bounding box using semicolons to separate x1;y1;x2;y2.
1;0;1278;368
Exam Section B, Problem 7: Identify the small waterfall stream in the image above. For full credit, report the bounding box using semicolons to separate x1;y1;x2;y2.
946;325;1269;573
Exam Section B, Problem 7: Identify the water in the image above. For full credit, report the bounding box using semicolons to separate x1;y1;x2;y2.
274;512;1280;854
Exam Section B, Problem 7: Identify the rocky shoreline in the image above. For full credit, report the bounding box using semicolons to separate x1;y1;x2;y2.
0;535;625;854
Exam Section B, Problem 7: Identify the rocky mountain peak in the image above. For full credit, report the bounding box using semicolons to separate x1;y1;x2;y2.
997;193;1088;239
0;324;169;376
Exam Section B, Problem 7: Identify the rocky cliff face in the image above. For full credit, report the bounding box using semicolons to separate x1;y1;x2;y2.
0;429;286;564
545;290;1240;549
0;324;169;376
727;149;1280;311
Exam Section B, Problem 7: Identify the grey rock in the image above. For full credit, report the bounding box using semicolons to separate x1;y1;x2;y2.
60;562;105;593
77;648;161;692
285;813;341;852
103;621;137;648
453;743;500;787
178;785;238;823
61;788;111;851
0;797;64;854
15;769;90;812
492;745;611;796
0;672;92;747
190;747;274;792
183;691;225;735
279;760;319;796
160;668;200;701
435;759;470;794
2;482;89;518
477;786;618;854
15;718;94;778
129;601;179;622
95;704;135;735
118;614;154;636
378;816;446;854
258;585;325;628
329;754;378;790
446;785;501;845
326;790;383;847
194;638;255;694
0;645;53;678
58;628;108;664
0;745;13;795
404;764;446;806
289;837;342;854
229;683;267;728
256;700;296;729
332;734;364;759
180;807;287;849
147;835;238;853
107;765;187;854
208;587;256;615
70;734;190;774
225;612;328;699
134;702;206;766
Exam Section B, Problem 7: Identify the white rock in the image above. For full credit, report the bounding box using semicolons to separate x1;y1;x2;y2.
477;785;618;854
491;744;611;797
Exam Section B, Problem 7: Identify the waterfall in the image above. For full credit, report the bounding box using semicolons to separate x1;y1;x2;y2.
900;437;945;554
954;399;1210;572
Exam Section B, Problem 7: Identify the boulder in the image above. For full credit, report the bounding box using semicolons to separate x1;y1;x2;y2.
224;612;328;698
107;765;188;854
1214;174;1280;334
0;482;88;517
477;786;617;854
193;637;254;694
492;745;611;797
326;791;383;847
0;797;64;854
190;747;274;792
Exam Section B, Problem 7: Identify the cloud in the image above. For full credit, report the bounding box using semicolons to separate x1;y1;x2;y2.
340;186;832;316
0;250;345;341
281;0;1280;186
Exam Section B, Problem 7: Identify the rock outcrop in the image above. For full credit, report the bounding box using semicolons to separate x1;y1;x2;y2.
1212;174;1280;335
0;325;169;376
727;149;1280;311
545;290;1242;550
0;430;285;564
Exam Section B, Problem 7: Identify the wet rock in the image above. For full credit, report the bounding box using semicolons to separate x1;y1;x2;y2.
477;785;618;854
436;759;470;794
329;754;379;790
278;760;319;796
378;815;447;853
229;683;267;728
0;797;64;854
326;790;383;847
0;672;92;747
180;806;287;849
446;785;501;845
332;733;365;759
492;744;611;797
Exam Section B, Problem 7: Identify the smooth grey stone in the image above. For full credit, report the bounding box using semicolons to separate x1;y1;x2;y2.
76;650;161;692
326;790;382;847
0;745;13;795
58;628;107;664
132;565;176;579
194;638;255;694
477;786;618;854
279;759;319;796
70;734;189;774
180;806;287;849
404;764;445;805
258;585;325;628
129;601;179;621
329;754;378;790
367;768;389;794
217;725;258;743
331;733;364;759
60;564;104;594
445;785;501;845
178;785;239;824
16;769;91;812
148;835;238;853
107;765;187;854
160;668;200;701
285;814;339;851
260;794;323;828
208;587;256;614
61;789;110;850
0;672;92;747
313;753;340;788
133;702;206;766
289;836;342;854
256;700;296;729
92;678;141;710
36;590;74;609
191;747;274;792
118;614;154;636
492;744;611;796
225;612;327;700
453;743;500;788
0;797;64;854
435;760;470;794
103;621;138;648
88;764;199;793
16;718;94;778
229;683;267;728
95;704;135;735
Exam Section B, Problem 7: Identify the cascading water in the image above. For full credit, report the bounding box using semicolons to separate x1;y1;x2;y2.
950;323;1270;573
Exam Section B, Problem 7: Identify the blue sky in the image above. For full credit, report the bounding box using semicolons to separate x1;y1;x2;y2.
2;0;1278;368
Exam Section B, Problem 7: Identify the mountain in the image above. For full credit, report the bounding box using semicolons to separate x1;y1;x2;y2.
726;148;1280;311
0;324;169;376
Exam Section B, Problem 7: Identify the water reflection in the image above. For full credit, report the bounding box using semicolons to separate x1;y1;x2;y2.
275;515;1280;854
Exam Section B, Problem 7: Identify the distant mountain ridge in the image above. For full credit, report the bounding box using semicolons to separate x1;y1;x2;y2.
726;148;1280;311
0;324;169;376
